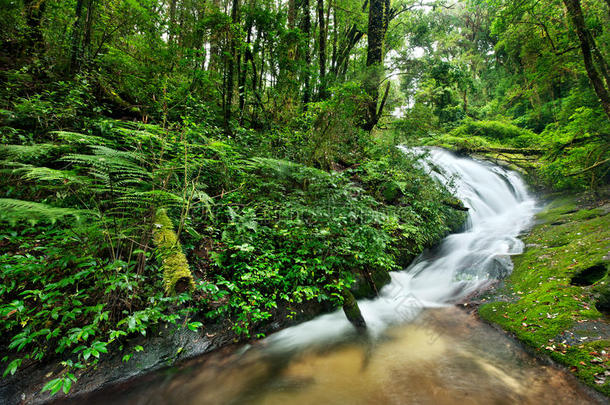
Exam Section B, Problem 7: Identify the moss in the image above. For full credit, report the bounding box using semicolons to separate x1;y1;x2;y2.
351;267;392;299
479;195;610;396
152;209;195;294
342;289;366;331
594;283;610;314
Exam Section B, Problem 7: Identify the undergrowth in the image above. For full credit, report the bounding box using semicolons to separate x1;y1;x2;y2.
0;119;466;396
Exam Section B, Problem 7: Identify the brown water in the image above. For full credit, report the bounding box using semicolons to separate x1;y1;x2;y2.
70;308;603;405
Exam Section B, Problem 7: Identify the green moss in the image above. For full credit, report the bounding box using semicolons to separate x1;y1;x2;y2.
479;196;610;396
351;267;392;299
152;209;195;294
342;290;366;331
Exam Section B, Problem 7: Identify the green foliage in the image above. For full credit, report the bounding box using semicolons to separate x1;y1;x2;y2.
423;113;609;192
6;0;608;398
0;225;206;394
305;82;371;169
451;119;536;143
0;115;468;398
0;199;90;225
194;150;465;336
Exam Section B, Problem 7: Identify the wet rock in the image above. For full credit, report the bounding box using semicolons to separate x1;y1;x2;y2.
342;290;366;332
350;267;391;299
0;320;234;405
488;254;514;279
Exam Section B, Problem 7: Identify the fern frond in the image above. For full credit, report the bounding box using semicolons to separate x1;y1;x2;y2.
0;144;60;162
51;131;112;146
61;152;147;177
10;163;86;185
116;190;185;210
0;198;94;225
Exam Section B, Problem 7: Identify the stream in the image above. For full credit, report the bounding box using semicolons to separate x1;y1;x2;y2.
64;148;603;404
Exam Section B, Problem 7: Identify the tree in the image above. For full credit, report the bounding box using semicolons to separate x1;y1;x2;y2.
563;0;610;119
363;0;389;131
225;0;241;131
317;0;327;98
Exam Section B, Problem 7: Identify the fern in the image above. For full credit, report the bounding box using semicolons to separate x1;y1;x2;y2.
115;190;185;211
0;144;60;162
0;198;93;225
62;146;150;192
52;131;112;147
9;163;86;185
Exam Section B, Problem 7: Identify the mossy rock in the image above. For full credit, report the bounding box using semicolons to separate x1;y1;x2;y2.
594;282;610;314
351;267;391;299
479;195;610;396
342;290;366;331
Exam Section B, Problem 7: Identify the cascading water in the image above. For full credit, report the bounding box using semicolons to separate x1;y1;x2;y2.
265;147;538;351
72;148;603;405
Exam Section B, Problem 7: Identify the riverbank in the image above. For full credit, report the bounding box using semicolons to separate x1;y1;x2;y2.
478;192;610;396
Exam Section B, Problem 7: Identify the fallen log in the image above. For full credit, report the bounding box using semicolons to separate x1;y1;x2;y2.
152;209;195;294
469;147;544;156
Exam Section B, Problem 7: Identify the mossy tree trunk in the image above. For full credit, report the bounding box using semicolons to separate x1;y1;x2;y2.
342;289;367;332
562;0;610;119
152;209;195;294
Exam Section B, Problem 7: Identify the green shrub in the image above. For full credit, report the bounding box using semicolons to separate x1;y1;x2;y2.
451;118;536;142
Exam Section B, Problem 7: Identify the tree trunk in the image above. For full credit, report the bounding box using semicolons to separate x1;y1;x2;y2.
317;0;327;98
225;0;240;131
69;0;85;74
152;209;195;294
82;0;94;66
168;0;177;45
288;0;297;28
331;4;337;72
208;0;222;72
23;0;46;54
562;0;610;119
239;21;253;121
301;0;312;105
363;0;386;130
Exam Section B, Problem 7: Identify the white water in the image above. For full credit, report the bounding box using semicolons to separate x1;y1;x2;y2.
264;147;538;352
